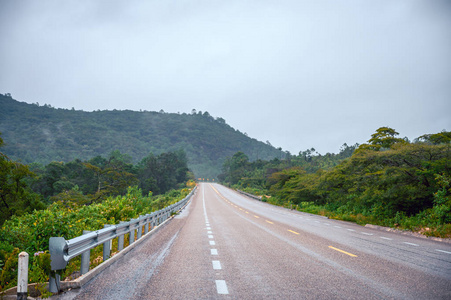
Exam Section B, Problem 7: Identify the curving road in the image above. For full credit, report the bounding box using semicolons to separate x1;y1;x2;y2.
57;183;451;299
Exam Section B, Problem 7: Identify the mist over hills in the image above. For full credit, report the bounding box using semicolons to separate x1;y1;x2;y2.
0;94;284;177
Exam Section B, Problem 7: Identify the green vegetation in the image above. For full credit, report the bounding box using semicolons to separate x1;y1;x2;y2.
0;186;192;293
0;94;284;178
220;128;451;238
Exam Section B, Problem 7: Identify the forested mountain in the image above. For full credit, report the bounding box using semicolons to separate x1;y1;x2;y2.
0;94;284;177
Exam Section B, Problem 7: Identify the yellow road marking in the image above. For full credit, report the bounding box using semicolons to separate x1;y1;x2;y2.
245;211;249;214
266;220;274;224
288;230;300;235
254;215;260;218
329;246;358;257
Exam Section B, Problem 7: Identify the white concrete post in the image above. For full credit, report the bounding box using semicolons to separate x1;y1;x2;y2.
17;251;29;300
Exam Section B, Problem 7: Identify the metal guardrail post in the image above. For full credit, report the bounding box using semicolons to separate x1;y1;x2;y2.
103;225;112;262
118;222;125;251
144;215;149;234
137;216;143;239
48;272;61;293
80;230;91;275
130;221;135;245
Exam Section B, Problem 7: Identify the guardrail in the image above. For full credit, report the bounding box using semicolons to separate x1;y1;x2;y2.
237;190;262;201
48;186;196;293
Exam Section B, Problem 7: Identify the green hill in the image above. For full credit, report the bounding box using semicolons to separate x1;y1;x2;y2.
0;94;284;177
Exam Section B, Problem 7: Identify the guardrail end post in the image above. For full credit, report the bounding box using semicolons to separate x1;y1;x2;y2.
17;251;29;300
48;271;61;293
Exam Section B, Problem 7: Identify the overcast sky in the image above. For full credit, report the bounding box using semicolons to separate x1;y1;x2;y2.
1;0;450;155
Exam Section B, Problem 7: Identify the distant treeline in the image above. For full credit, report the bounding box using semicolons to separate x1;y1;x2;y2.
220;127;451;237
0;132;193;226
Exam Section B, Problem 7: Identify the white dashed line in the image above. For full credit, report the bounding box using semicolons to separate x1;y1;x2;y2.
207;231;213;234
334;226;342;229
403;242;419;247
209;241;216;246
206;227;211;230
208;235;214;239
211;249;218;255
436;249;451;255
216;280;229;294
347;229;355;232
361;232;373;236
212;260;222;270
380;237;392;240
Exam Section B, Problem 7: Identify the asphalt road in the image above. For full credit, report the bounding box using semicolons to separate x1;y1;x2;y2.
57;183;451;299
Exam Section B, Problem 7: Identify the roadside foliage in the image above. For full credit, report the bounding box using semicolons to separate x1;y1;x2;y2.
220;128;451;238
0;186;191;293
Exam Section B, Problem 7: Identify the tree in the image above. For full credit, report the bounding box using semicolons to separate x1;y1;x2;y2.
0;134;45;225
357;127;407;152
218;152;250;184
136;150;189;195
416;131;451;145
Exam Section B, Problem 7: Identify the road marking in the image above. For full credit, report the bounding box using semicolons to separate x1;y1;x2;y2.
254;215;260;218
211;249;218;255
380;237;392;240
207;231;212;234
212;260;222;270
245;211;249;214
315;221;320;223
206;227;211;230
266;220;274;224
209;241;216;246
216;280;229;294
347;229;355;232
403;242;419;247
361;232;373;236
436;249;451;254
329;246;358;257
208;235;214;239
334;226;342;228
239;208;243;211
324;223;330;226
288;230;300;235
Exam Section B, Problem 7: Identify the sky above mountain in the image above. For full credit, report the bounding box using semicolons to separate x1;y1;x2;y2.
1;0;450;154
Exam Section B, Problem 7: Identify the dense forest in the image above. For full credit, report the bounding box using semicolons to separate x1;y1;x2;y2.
220;127;451;238
0;134;192;226
0;94;284;178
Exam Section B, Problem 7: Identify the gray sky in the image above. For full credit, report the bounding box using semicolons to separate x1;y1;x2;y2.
1;0;450;155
